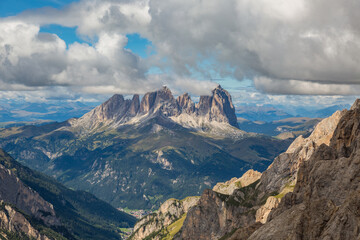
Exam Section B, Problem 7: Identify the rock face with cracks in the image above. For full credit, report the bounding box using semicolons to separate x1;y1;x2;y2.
129;196;199;240
249;100;360;239
0;163;59;226
213;169;262;195
173;102;358;240
76;85;239;130
0;202;51;240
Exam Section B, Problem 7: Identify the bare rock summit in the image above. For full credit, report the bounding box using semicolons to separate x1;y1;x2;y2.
74;85;240;131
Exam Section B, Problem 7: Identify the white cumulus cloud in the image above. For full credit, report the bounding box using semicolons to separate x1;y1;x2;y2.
0;0;359;97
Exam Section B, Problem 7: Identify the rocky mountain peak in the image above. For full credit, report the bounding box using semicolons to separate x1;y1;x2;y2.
211;85;238;127
139;86;180;116
177;93;195;114
157;85;172;98
195;85;238;128
96;94;126;121
128;94;140;116
76;85;240;131
350;98;360;110
154;86;178;109
139;91;157;113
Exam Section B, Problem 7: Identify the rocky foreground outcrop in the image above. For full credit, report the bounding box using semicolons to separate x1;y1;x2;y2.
0;201;50;240
213;169;261;195
129;196;199;240
75;85;239;130
248;100;360;240
259;109;346;195
0;158;60;239
0;148;137;240
175;186;260;240
0;164;59;227
172;103;357;239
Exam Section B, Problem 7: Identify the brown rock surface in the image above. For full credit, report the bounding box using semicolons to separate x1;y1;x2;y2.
0;157;59;226
74;85;241;131
209;85;238;127
259;109;346;194
213;169;262;195
249;101;360;240
140;91;157;113
0;202;50;240
174;104;353;240
196;85;239;128
176;93;195;114
92;94;130;121
176;185;260;240
130;196;199;240
128;94;140;116
255;196;280;224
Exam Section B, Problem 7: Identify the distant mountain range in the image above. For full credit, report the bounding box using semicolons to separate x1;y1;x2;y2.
0;86;289;209
74;85;239;130
0;93;351;126
236;106;293;122
236;104;351;122
238;117;321;138
0;101;96;122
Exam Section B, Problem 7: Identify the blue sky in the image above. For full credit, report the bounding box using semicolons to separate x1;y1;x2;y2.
0;0;77;17
0;0;151;55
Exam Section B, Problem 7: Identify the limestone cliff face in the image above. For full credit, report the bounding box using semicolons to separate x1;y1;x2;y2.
195;85;238;128
253;110;346;226
213;169;261;195
128;94;140;117
176;184;260;240
139;86;180;116
140;91;157;114
0;202;50;240
259;109;346;195
91;94;130;121
176;93;195;114
0;150;60;239
129;196;199;240
249;101;360;240
76;93;132;129
174;104;352;239
73;85;240;131
255;196;280;224
0;162;59;226
208;85;238;128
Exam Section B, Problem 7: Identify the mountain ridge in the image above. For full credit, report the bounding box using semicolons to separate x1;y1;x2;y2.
0;86;290;209
73;85;239;131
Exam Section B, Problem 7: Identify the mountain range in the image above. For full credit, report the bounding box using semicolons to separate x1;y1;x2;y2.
0;86;358;239
235;104;351;122
0;102;96;123
238;117;321;138
0;86;289;209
